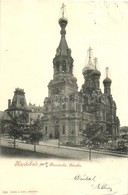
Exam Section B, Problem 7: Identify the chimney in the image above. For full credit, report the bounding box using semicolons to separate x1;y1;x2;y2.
8;99;11;109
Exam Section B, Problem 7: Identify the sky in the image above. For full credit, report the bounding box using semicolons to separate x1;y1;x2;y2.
0;0;128;126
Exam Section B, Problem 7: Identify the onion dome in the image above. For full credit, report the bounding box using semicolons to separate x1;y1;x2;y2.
91;57;101;76
103;67;112;84
82;62;95;72
58;4;68;36
82;47;95;73
91;69;101;76
103;77;112;84
59;16;68;28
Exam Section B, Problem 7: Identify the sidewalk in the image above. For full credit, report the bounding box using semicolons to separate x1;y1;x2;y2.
39;140;128;158
57;145;128;158
1;138;128;159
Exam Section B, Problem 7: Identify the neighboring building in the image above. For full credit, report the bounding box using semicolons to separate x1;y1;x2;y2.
120;126;128;139
42;7;120;144
2;88;31;130
0;111;4;133
28;103;44;125
1;90;44;134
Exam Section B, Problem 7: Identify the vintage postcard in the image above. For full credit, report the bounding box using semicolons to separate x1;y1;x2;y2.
0;1;128;195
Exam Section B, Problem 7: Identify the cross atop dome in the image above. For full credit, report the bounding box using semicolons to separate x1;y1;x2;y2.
59;3;68;29
54;3;72;57
61;3;66;18
106;67;109;77
88;47;93;63
94;57;98;69
92;57;101;76
82;47;95;73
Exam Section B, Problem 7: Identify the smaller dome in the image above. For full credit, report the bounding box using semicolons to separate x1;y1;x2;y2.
58;17;68;27
91;69;101;76
103;77;112;84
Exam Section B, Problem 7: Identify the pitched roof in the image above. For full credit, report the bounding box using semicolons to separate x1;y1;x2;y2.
0;111;4;120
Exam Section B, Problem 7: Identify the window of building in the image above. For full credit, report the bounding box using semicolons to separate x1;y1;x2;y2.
62;60;66;72
62;103;66;109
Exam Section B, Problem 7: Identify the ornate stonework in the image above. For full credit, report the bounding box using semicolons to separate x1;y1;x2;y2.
42;7;119;143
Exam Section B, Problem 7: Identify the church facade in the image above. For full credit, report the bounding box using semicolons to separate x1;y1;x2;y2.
42;10;120;144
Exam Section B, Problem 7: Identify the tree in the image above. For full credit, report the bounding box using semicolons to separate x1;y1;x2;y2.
29;119;43;152
9;124;23;148
29;130;43;152
82;122;108;160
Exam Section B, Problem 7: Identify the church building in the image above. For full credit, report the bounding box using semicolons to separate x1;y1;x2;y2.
42;5;120;144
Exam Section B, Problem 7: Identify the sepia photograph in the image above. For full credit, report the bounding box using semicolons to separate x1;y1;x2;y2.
0;0;128;195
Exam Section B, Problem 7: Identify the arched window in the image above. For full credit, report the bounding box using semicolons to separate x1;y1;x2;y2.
62;103;66;109
62;60;66;72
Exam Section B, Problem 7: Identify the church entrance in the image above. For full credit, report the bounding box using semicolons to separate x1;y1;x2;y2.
55;125;59;139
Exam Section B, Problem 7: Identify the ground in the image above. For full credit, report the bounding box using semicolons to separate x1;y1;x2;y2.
0;146;69;159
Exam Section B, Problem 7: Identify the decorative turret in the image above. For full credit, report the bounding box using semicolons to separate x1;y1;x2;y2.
5;88;30;124
10;88;28;109
103;67;112;95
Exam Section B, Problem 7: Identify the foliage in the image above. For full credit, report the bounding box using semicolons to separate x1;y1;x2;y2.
29;119;43;144
8;123;23;148
9;124;23;139
32;118;42;131
29;130;43;144
82;122;108;148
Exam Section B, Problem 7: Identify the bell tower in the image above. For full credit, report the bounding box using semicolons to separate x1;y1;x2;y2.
43;4;83;143
48;4;78;97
